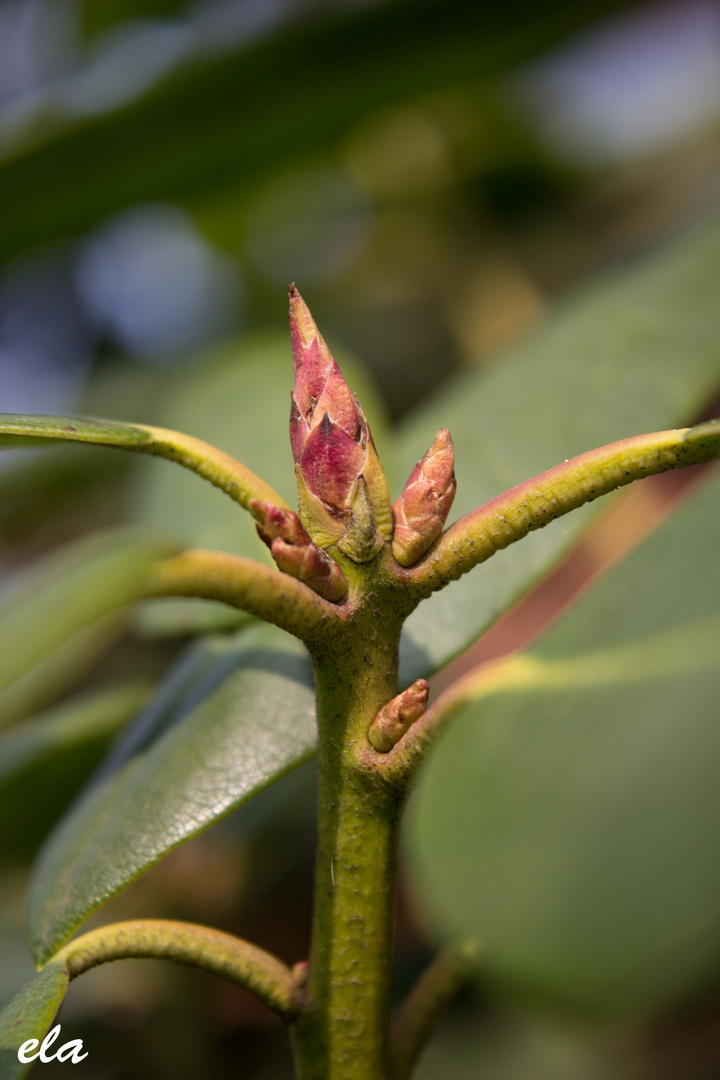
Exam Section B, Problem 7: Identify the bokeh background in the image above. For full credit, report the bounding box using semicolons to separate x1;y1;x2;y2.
2;1;720;1077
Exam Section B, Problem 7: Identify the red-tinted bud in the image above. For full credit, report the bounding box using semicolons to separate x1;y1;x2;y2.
250;498;347;603
392;429;456;566
289;285;392;563
368;679;429;753
292;961;309;988
252;500;306;547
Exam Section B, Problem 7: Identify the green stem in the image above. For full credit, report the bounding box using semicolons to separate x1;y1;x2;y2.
145;548;343;643
388;941;480;1080
0;414;288;512
52;919;301;1019
405;420;720;596
291;588;409;1080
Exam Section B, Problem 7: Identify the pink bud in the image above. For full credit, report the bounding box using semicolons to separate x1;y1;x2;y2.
288;285;392;563
250;499;347;602
368;679;429;753
292;961;309;988
392;429;456;566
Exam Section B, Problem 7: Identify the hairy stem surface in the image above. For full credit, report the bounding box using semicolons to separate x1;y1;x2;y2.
406;420;720;595
52;919;301;1018
291;578;410;1080
145;548;341;642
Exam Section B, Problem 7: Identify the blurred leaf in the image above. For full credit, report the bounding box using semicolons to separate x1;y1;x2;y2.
0;0;629;262
0;446;130;543
0;530;176;717
133;597;250;638
0;963;69;1080
408;468;720;1016
414;1000;624;1080
28;623;316;965
0;681;149;787
0;614;126;729
81;0;187;39
398;215;720;682
0;682;150;862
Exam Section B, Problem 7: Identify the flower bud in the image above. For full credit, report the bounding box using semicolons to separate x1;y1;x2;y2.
392;429;456;566
289;285;392;563
292;961;309;988
250;498;347;602
368;679;429;753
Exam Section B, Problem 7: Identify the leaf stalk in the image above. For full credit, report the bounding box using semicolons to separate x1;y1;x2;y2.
404;421;720;596
51;919;302;1019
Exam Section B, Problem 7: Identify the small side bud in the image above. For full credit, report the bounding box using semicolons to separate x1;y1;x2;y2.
368;679;429;753
288;285;393;563
292;961;309;987
392;429;456;566
250;498;348;602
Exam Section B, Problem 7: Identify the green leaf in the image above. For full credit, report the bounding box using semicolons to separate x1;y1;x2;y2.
0;530;176;716
0;445;130;542
133;598;251;638
407;468;720;1016
28;624;316;965
0;683;150;862
0;963;69;1080
398;216;720;682
0;614;126;729
0;414;155;449
0;683;150;790
0;411;285;512
0;0;628;262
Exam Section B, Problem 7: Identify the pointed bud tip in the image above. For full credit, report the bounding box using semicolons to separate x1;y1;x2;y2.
288;284;321;354
391;428;456;565
287;289;392;562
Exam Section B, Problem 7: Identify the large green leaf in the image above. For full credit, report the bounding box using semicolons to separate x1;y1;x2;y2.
0;615;125;729
0;530;176;716
0;683;150;862
0;963;69;1080
0;445;130;543
408;468;720;1016
27;624;316;965
0;0;628;263
398;216;720;682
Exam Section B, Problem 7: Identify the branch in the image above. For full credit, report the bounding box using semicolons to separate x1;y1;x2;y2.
51;919;302;1020
0;414;288;512
404;420;720;595
145;548;342;641
389;940;480;1080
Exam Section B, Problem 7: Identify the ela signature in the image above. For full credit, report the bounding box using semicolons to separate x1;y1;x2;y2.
18;1024;88;1065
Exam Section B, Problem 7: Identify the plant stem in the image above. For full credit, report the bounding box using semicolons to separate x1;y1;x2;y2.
0;414;289;512
291;586;408;1080
405;420;720;596
145;548;342;640
388;941;480;1080
52;919;301;1018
